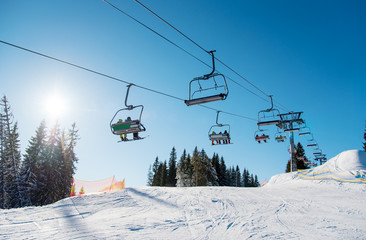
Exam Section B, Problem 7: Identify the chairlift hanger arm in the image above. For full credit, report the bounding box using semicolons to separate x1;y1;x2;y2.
125;84;134;109
204;50;216;79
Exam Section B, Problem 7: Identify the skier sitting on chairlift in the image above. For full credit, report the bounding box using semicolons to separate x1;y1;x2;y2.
262;134;267;143
211;131;216;145
224;130;230;144
118;119;127;141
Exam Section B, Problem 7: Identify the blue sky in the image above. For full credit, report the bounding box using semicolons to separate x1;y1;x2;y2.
1;0;365;186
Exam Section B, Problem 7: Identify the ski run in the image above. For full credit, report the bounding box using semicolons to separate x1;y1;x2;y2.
1;150;365;239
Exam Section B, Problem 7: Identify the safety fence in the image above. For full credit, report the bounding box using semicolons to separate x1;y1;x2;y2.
70;176;125;197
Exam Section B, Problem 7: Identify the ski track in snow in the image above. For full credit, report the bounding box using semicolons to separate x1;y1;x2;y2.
1;150;366;239
1;181;365;240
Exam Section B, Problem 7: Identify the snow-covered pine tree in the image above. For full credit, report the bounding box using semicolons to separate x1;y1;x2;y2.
20;120;47;206
0;96;23;208
167;147;177;187
0;101;5;208
176;149;193;187
37;122;66;205
204;150;218;186
59;123;79;200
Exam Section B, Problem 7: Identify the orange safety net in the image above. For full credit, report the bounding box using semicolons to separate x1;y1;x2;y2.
70;176;125;197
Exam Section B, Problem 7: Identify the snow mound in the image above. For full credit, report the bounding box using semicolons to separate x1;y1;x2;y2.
332;149;366;172
268;150;366;185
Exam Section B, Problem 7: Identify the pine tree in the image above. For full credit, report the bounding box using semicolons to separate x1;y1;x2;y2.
204;150;218;186
58;124;79;200
147;165;153;186
151;157;161;186
242;168;250;187
235;165;241;187
176;149;193;187
295;142;309;170
167;147;177;187
191;147;208;186
219;157;228;186
0;96;23;208
254;175;259;187
42;122;64;205
20;120;47;206
160;161;167;186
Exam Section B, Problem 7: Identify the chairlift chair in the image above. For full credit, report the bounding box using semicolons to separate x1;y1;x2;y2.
254;129;270;143
298;127;311;136
275;130;287;143
185;50;228;106
298;122;311;136
257;95;281;127
307;135;317;147
208;111;231;145
110;84;146;142
313;151;323;156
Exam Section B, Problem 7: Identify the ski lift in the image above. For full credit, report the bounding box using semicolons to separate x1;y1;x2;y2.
313;148;323;156
307;135;317;147
208;111;231;145
275;129;286;143
257;95;281;127
110;84;146;142
185;50;228;106
298;122;311;136
254;129;270;143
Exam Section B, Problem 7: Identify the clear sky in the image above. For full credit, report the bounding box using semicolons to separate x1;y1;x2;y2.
1;0;365;186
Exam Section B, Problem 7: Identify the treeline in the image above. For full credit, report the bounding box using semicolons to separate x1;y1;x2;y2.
0;96;79;209
147;147;260;187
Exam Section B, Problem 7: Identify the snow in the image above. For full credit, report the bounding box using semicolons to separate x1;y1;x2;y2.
1;150;366;239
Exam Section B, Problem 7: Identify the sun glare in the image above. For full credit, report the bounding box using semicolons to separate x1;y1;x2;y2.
43;93;68;120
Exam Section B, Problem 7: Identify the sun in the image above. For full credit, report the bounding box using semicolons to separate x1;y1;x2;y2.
43;93;68;120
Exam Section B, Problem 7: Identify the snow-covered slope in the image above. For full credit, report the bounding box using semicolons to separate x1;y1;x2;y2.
1;151;366;240
268;150;366;185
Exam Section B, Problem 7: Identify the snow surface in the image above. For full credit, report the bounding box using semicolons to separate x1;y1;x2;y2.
1;150;366;239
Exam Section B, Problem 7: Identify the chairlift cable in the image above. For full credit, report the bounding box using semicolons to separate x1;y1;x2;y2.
102;0;211;69
104;0;285;109
0;40;255;121
133;0;210;54
0;40;181;101
131;0;289;111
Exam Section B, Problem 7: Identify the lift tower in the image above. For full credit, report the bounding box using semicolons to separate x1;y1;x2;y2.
277;112;304;172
